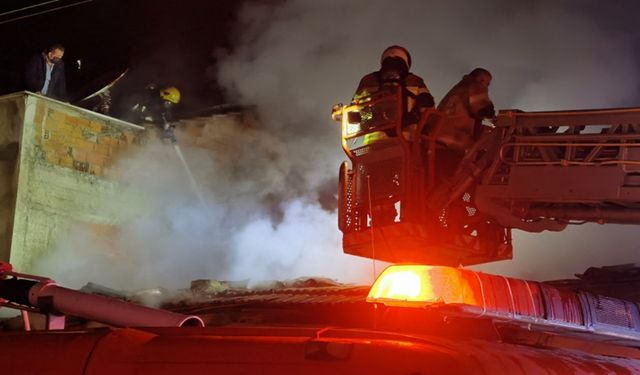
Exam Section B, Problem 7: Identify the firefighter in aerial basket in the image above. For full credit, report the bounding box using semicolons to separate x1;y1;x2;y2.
352;46;436;225
437;68;495;152
353;45;435;135
433;68;495;181
130;84;181;143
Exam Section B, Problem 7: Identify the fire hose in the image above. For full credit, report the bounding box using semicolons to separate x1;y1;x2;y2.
0;262;204;329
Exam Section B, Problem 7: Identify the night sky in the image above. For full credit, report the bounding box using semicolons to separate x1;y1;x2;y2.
3;0;640;112
0;0;243;113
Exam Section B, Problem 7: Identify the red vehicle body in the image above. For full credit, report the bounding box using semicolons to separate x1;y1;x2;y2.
2;263;640;374
2;324;639;374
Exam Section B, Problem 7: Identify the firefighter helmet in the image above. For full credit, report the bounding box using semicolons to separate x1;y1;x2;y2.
381;45;411;69
469;68;492;80
160;86;181;104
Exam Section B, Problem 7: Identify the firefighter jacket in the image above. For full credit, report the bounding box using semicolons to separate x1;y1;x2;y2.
353;71;433;116
437;76;494;151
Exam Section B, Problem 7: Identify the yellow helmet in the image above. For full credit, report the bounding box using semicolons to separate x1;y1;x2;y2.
160;86;181;104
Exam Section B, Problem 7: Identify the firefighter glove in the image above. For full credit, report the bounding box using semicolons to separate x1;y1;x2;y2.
478;103;495;119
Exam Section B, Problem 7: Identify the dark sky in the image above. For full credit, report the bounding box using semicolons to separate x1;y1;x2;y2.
3;0;640;113
0;0;243;113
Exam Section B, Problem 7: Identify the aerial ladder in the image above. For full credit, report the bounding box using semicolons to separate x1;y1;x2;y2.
332;88;640;266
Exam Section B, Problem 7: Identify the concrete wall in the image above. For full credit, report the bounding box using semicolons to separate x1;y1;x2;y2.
1;93;251;274
4;92;146;273
0;94;23;264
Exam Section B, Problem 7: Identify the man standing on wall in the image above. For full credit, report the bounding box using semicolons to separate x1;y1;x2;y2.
24;43;68;101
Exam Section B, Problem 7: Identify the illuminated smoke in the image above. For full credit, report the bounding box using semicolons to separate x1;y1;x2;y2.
34;130;373;291
214;0;640;281
36;0;640;289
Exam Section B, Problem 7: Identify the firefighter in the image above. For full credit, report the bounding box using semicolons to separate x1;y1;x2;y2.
130;85;181;143
352;46;435;226
353;45;435;130
436;68;495;152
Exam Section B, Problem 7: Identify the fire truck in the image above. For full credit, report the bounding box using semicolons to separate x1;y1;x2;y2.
1;90;640;373
2;261;640;373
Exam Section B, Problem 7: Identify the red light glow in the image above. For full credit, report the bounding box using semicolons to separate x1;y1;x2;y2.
367;265;478;308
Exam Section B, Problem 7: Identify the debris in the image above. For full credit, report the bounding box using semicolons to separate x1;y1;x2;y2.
80;282;127;299
190;279;248;295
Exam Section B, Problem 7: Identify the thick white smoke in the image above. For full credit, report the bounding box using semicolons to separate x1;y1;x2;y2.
35;0;640;290
34;130;374;291
214;0;640;281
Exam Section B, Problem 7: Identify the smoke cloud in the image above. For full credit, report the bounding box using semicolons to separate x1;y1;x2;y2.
35;0;640;290
34;128;374;291
214;0;640;281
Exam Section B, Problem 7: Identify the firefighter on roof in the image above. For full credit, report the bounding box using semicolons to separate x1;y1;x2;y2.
130;84;181;143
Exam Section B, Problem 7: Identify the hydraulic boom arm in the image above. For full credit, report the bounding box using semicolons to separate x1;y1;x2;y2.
333;88;640;265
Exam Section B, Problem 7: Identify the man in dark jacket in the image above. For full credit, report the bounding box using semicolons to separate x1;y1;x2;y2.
24;44;67;101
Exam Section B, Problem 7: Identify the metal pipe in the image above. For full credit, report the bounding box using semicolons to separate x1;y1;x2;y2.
496;107;640;128
0;263;203;328
510;135;640;143
526;206;640;224
27;281;204;327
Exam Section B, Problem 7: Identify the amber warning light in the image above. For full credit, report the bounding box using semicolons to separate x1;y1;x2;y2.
367;264;640;350
366;265;479;308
